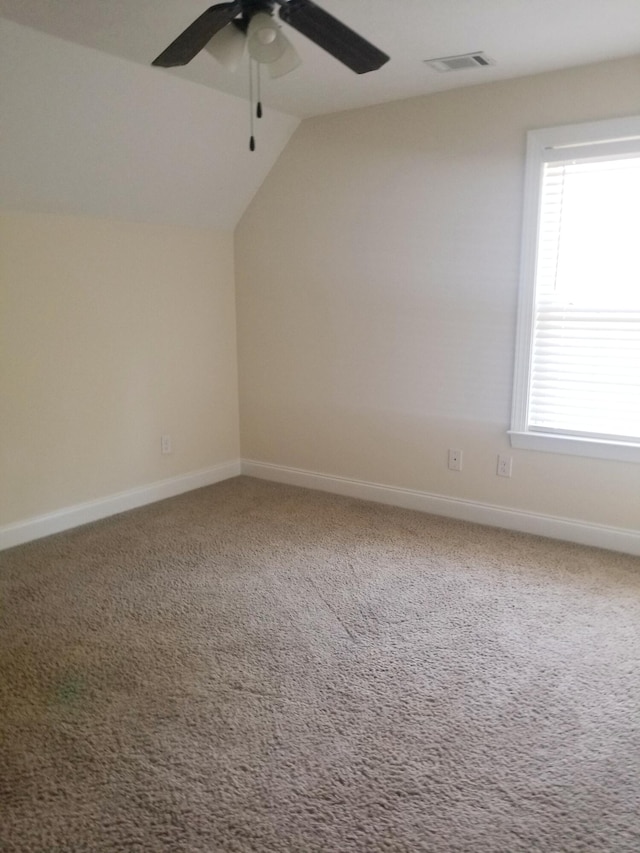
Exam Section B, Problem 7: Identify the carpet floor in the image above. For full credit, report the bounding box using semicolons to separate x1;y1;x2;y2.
1;476;640;852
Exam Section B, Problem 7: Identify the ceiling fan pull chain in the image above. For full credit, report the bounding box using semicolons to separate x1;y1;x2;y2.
249;58;256;151
257;63;263;119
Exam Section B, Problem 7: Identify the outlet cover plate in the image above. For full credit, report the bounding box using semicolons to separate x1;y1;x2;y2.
497;454;512;477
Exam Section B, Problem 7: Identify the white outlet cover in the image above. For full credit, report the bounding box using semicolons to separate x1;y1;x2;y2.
497;454;512;477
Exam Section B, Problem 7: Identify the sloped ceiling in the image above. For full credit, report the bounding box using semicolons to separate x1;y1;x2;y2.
0;19;299;229
1;0;639;117
1;1;638;229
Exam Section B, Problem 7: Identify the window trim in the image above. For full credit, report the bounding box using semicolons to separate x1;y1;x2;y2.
509;115;640;464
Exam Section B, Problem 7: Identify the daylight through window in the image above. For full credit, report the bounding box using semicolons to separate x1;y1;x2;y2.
510;116;640;462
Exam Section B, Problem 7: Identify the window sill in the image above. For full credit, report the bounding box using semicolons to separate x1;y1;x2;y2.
508;430;640;464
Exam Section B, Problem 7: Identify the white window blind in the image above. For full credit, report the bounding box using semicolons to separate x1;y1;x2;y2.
528;150;640;443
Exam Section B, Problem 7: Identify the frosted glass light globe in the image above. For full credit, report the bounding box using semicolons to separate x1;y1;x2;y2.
257;28;277;45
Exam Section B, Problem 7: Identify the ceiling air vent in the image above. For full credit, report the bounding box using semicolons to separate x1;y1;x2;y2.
424;52;495;73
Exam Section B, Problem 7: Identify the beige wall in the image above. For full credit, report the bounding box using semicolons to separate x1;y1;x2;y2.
236;57;640;531
3;58;638;538
1;212;239;525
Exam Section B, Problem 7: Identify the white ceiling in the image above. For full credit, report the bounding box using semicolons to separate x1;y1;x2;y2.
1;0;639;118
1;2;638;230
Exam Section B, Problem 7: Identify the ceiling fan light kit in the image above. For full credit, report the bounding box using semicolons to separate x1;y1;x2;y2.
152;0;389;73
153;0;389;149
267;38;301;78
204;22;246;71
247;12;288;63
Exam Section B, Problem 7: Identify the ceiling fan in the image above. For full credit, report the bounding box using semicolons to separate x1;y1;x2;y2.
152;0;390;77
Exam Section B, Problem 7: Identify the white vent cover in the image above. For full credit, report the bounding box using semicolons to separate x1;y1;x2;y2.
424;52;495;72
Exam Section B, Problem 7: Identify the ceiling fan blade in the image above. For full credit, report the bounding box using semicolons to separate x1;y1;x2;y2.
152;2;242;67
278;0;389;74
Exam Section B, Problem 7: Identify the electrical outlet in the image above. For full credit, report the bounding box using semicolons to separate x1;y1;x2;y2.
161;434;172;454
497;454;512;477
448;449;463;471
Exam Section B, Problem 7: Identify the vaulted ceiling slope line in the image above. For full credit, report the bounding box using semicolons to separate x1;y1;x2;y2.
0;20;299;230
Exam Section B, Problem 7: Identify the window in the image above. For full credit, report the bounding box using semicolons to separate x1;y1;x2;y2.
510;116;640;463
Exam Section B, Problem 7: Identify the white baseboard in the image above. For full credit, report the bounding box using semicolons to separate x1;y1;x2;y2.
241;459;640;557
0;460;241;551
4;458;638;557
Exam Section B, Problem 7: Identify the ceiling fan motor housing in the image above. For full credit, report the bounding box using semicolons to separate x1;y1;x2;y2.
234;0;278;31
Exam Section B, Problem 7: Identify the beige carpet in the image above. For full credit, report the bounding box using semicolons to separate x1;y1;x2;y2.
1;476;640;852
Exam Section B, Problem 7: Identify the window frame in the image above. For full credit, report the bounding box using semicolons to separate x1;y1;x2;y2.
509;115;640;464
